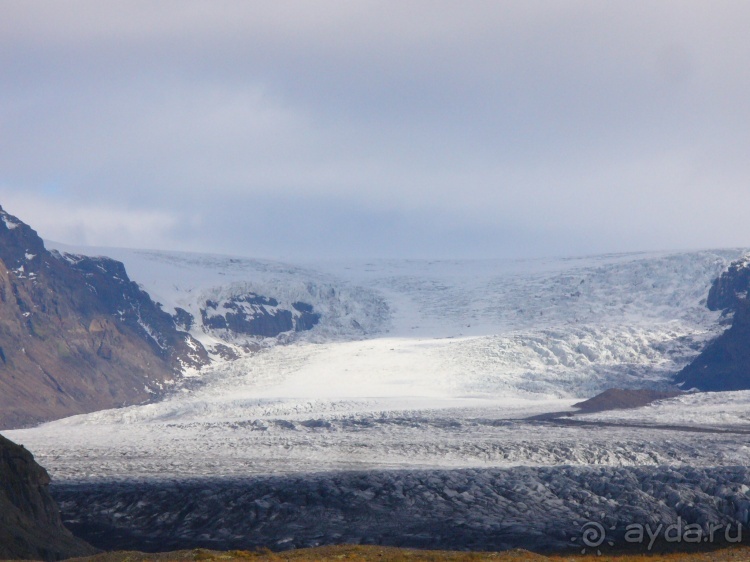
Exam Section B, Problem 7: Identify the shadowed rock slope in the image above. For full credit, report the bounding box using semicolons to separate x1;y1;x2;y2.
676;255;750;391
573;388;681;413
0;205;209;428
0;433;96;560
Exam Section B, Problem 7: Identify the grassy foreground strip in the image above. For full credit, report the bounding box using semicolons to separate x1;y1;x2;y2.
62;545;750;561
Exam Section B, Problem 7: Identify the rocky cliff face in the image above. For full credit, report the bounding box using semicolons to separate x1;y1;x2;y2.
705;256;750;311
59;252;209;371
0;206;210;428
0;433;96;560
200;294;320;339
0;205;326;428
675;255;750;391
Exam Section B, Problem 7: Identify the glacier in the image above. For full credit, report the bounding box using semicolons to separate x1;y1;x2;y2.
8;247;750;553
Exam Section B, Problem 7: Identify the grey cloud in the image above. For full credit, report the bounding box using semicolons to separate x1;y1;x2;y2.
2;1;750;258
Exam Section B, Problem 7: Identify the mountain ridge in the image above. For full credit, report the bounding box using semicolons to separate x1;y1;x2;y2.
675;254;750;391
0;206;330;428
0;205;192;428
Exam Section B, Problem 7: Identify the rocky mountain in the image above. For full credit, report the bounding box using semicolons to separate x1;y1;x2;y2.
0;205;214;428
675;255;750;391
0;206;327;429
59;252;210;372
0;433;96;560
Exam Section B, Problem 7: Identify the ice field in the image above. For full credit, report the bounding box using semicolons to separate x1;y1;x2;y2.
11;247;750;553
8;247;750;481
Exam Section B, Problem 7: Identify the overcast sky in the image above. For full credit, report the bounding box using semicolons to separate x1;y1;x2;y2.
1;1;750;259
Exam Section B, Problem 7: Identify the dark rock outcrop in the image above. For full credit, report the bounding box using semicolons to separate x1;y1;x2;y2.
0;205;210;428
292;301;322;332
573;389;681;413
200;294;320;338
173;307;195;331
0;433;96;560
676;256;750;391
705;257;750;311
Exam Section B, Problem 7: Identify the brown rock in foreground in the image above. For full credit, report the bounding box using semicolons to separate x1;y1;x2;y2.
0;433;96;560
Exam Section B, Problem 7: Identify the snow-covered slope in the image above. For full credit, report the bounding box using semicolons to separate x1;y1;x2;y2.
46;243;389;359
7;247;750;481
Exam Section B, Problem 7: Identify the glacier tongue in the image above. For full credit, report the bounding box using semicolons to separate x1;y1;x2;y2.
103;248;748;401
7;247;750;482
11;247;750;554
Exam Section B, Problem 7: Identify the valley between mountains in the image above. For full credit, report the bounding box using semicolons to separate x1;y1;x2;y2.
4;206;750;554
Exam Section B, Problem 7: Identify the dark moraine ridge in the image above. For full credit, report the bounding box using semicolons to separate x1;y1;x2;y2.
52;466;750;555
573;388;682;413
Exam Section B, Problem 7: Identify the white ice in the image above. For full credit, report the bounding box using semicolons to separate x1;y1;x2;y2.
7;247;750;481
